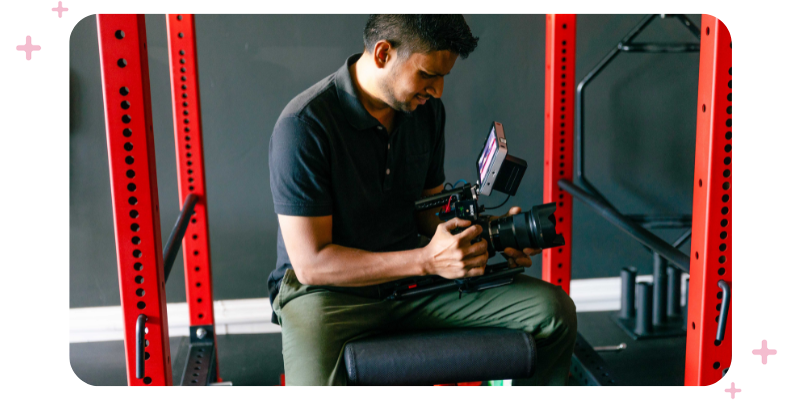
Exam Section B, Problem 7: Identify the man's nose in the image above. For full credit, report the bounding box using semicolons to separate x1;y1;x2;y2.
426;77;444;99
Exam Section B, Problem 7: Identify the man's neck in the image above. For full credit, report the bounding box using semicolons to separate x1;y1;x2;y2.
350;54;396;131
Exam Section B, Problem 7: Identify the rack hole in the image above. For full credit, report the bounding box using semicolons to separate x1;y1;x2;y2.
719;255;726;263
125;156;134;165
122;115;131;124
133;250;142;258
720;231;727;239
181;76;187;82
702;104;706;112
722;207;729;215
719;243;726;251
720;219;728;227
725;144;731;152
197;298;202;303
698;179;702;187
130;210;139;218
177;15;183;20
135;275;144;284
724;157;731;165
143;377;152;385
136;288;145;297
692;322;695;330
134;262;143;271
120;87;130;96
695;252;699;260
126;170;135;178
713;362;720;369
723;182;730;190
195;282;201;287
722;194;729;203
122;128;132;137
717;292;723;299
725;132;731;140
723;169;730;178
117;58;127;68
198;313;204;319
132;236;141;245
182;93;188;99
180;59;186;64
194;250;199;256
178;32;184;38
189;177;194;183
706;27;710;35
121;101;131;110
183;110;189;116
144;352;150;360
127;183;136;192
128;196;138;205
114;30;125;39
195;266;200;272
726;119;732;127
131;223;140;232
726;106;732;115
137;301;146;310
718;267;725;276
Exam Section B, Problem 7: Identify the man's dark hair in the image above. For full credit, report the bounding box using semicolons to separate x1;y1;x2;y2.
363;15;479;59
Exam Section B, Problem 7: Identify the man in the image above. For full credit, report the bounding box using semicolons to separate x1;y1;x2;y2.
268;15;576;385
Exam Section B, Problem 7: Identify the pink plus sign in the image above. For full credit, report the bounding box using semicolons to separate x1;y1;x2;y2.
52;2;68;18
16;36;41;61
752;339;777;364
725;382;741;399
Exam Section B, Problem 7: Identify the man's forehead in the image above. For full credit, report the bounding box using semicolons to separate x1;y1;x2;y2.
408;50;458;75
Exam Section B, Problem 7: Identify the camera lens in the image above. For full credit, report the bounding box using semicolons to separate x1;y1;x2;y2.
486;203;565;252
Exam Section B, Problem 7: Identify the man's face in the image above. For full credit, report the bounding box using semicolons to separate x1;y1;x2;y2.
378;49;459;113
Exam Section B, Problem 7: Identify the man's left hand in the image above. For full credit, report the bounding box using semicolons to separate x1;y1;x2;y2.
491;206;543;268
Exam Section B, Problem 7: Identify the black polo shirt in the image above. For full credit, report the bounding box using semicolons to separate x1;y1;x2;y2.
268;54;447;318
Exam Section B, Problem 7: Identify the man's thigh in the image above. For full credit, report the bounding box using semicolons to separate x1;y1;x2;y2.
390;274;576;340
275;269;394;385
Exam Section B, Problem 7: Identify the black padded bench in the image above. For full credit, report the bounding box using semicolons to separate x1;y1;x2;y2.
343;328;537;385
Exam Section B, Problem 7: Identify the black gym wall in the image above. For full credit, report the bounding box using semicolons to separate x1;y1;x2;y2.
70;14;701;308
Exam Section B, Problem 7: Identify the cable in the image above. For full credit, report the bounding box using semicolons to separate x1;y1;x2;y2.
485;194;511;210
454;179;469;188
443;182;453;190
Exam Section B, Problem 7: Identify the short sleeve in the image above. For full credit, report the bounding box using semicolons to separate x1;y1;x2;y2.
424;103;446;189
269;115;333;216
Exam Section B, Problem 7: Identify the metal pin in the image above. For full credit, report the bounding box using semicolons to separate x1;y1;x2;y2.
593;343;627;352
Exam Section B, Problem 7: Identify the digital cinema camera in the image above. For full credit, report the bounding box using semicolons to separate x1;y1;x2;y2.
380;122;566;300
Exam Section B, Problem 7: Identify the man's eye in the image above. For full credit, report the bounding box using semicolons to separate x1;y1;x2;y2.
420;72;433;79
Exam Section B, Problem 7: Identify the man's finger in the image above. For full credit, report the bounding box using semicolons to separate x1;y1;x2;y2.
464;239;488;258
443;217;472;232
515;256;533;268
523;248;542;256
456;224;482;242
507;206;522;216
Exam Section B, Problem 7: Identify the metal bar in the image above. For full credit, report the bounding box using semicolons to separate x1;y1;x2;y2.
620;267;636;319
684;15;732;386
652;254;667;326
673;228;693;248
97;14;172;386
666;266;682;317
626;214;693;225
166;14;220;382
559;179;691;272
162;194;199;281
635;282;653;335
618;43;700;52
135;314;147;379
716;281;731;343
542;14;576;294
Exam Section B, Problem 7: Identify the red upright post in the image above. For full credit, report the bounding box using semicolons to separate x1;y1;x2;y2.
97;14;172;386
543;14;576;294
684;15;732;386
166;14;220;381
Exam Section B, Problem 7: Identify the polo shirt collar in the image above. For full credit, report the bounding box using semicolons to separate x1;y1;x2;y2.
335;53;410;131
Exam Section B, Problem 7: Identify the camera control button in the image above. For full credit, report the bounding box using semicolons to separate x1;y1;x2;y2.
386;168;391;175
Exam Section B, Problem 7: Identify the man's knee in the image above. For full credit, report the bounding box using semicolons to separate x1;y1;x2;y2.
519;280;577;338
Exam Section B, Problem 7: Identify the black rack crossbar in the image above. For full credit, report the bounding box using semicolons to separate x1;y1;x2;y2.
619;43;700;52
626;214;692;229
163;194;200;282
559;179;690;272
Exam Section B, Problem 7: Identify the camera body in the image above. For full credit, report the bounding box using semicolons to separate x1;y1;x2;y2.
414;122;565;257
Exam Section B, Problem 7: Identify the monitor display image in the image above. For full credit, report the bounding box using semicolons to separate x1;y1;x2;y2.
477;126;498;185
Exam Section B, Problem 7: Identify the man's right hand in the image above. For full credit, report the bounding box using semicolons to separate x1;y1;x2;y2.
422;218;489;279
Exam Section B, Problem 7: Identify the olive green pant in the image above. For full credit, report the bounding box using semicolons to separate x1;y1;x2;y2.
273;268;577;386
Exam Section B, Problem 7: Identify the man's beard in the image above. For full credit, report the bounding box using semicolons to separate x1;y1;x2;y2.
377;67;414;114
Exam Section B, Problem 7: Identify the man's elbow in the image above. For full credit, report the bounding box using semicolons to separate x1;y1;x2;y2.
292;264;315;286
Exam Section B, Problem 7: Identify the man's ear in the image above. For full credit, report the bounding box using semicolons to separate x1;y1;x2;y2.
372;40;393;68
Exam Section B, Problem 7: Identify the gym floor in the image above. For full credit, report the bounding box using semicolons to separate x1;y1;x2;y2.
70;311;686;386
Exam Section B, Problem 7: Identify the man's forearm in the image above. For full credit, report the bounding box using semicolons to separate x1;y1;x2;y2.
294;244;429;287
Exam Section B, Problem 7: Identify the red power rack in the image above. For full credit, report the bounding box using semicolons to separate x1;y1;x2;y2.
165;14;221;384
96;14;172;386
684;15;733;386
542;14;576;295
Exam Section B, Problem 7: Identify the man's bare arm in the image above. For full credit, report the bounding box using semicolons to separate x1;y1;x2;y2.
279;206;488;287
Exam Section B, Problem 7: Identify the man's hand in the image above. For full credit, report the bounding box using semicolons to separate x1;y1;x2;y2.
422;218;489;279
491;206;543;268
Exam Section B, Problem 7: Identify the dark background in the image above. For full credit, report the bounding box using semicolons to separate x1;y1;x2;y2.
70;14;701;308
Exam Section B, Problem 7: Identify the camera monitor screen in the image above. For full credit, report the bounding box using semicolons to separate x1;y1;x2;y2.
477;125;498;186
